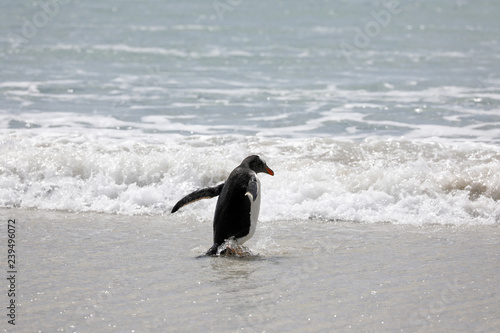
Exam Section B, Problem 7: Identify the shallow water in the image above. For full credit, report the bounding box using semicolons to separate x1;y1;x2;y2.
2;208;499;332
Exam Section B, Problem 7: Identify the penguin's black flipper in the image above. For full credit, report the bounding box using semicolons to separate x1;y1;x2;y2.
245;175;259;202
171;183;225;213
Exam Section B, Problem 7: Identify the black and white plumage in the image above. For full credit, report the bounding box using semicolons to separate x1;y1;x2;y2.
171;155;274;255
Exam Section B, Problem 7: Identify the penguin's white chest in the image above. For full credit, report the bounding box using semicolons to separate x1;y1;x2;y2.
238;177;261;245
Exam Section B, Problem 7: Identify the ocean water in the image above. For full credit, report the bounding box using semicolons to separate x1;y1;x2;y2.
1;0;499;224
1;0;500;332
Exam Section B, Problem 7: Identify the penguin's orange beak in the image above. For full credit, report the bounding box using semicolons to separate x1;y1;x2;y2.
266;167;274;176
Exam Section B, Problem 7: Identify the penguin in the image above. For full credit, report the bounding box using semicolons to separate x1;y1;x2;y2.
171;155;274;256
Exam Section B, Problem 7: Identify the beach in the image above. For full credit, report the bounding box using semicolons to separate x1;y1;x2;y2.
1;208;499;332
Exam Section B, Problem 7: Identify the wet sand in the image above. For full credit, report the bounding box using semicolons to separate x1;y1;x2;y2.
1;208;499;332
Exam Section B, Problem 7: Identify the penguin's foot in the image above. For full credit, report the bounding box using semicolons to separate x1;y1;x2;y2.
205;244;219;256
221;245;252;256
217;239;253;257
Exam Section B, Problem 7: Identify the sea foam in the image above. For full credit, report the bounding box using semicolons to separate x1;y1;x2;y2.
1;131;498;226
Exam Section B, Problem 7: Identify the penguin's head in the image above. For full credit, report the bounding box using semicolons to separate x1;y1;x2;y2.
243;155;274;176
